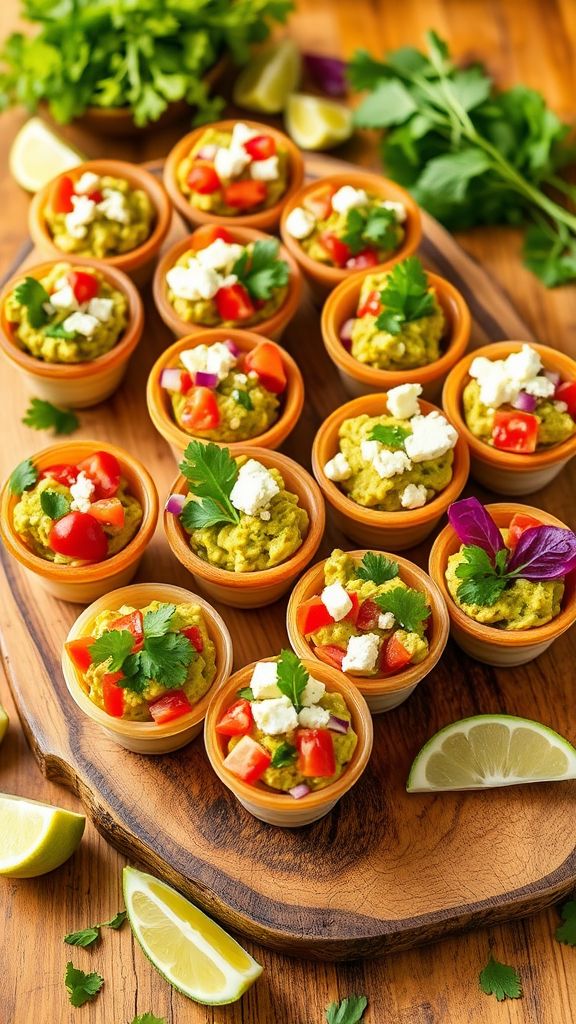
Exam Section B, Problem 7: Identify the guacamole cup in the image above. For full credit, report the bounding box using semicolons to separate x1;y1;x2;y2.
164;446;325;608
152;226;302;342
279;171;422;301
286;551;450;714
0;441;158;603
164;120;305;232
311;393;470;551
29;160;172;286
146;328;305;462
442;341;576;496
321;269;471;402
63;582;233;754
428;503;576;666
0;259;144;408
204;658;373;827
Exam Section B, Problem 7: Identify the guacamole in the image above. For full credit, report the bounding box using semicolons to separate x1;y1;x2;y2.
5;263;128;363
464;379;576;450
45;172;154;258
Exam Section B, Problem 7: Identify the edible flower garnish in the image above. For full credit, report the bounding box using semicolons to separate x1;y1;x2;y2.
375;256;436;335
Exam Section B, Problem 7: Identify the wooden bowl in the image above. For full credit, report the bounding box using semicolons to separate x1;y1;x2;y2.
29;160;172;286
62;582;233;754
0;440;158;603
428;503;576;666
203;657;373;827
286;550;450;714
311;393;470;550
163;119;305;232
442;341;576;495
163;446;325;608
321;270;471;402
0;259;144;409
279;171;422;301
146;328;305;463
152;226;302;342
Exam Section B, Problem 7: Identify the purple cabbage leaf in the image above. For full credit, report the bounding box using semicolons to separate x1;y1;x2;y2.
507;525;576;580
448;497;505;562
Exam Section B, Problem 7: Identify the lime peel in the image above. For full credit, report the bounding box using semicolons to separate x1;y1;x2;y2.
0;793;85;877
285;93;353;150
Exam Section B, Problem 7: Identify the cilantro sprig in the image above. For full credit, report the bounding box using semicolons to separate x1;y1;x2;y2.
271;741;297;768
14;276;50;328
555;898;576;946
375;587;430;633
454;546;512;606
232;239;289;301
370;424;410;449
23;398;79;436
9;457;38;496
479;954;522;1002
64;962;104;1007
179;441;240;531
343;206;398;255
40;490;70;520
131;1015;167;1024
64;910;126;948
326;995;368;1023
375;257;436;335
356;552;399;585
276;650;309;712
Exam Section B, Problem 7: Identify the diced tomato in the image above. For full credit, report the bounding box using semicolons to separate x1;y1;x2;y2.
296;728;336;778
180;387;221;432
492;410;539;453
66;270;99;304
89;498;125;529
346;592;360;625
51;175;75;214
318;231;352;268
40;463;78;487
303;184;336;221
215;282;255;322
187;164;221;194
110;609;144;651
313;644;346;670
48;512;108;562
507;512;542;550
243;341;287;394
87;189;103;203
356;598;380;632
180;624;204;652
216;699;254;737
244;134;277;161
223;735;271;783
65;636;95;672
357;289;383;318
149;689;193;725
190;225;234;251
223;180;267;210
102;672;125;718
77;451;121;499
555;380;576;418
297;592;359;636
346;248;379;271
381;634;413;674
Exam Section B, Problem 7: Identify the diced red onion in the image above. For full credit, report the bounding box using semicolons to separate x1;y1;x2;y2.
195;370;219;389
328;715;350;734
224;338;240;356
544;370;561;386
160;368;186;392
303;53;347;97
165;493;185;516
512;390;538;412
339;318;355;351
196;144;218;161
289;783;311;800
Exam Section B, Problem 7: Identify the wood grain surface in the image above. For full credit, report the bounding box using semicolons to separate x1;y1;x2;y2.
2;1;576;1022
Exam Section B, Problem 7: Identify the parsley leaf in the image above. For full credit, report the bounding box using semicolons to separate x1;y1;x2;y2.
232;239;290;301
89;630;135;673
555;899;576;946
375;257;436;335
9;457;38;495
102;910;127;930
40;490;70;520
276;650;309;711
64;962;104;1008
271;741;297;768
326;994;368;1023
238;687;255;701
14;276;50;328
44;322;77;339
131;1015;166;1024
64;925;100;948
370;424;410;449
179;441;239;529
139;632;194;690
22;398;79;436
356;552;399;585
375;587;430;633
89;605;195;694
455;545;510;607
343;206;398;255
479;954;522;1001
142;603;176;638
234;388;254;411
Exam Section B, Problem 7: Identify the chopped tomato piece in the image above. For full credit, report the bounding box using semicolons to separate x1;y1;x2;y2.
66;270;99;304
89;498;125;528
313;644;346;670
110;609;144;651
223;735;271;783
555;380;576;418
346;248;379;271
215;282;255;322
492;410;539;453
216;699;254;737
303;184;336;221
40;463;78;487
357;289;383;318
190;225;234;251
507;512;542;550
48;512;108;562
346;592;360;625
244;134;277;161
102;672;125;717
243;341;287;394
149;689;193;725
296;728;336;778
180;387;221;431
297;593;359;635
87;189;103;203
223;180;267;210
51;175;75;214
77;451;121;499
318;231;352;268
187;164;221;194
356;598;380;632
381;634;412;674
65;636;95;672
180;624;204;652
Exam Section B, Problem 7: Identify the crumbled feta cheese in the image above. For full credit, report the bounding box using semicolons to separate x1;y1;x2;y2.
377;611;395;630
250;156;279;181
219;274;239;288
64;195;96;239
285;206;316;240
331;186;369;214
381;199;407;222
214;145;250;180
49;285;78;311
372;449;413;479
404;411;458;462
179;345;210;374
298;706;330;729
196;238;244;272
69;470;95;513
321;582;353;622
206;341;237;380
505;344;542;383
87;297;114;322
555;400;569;413
360;439;381;464
165;263;221;302
61;311;100;337
386;383;422;420
469;345;548;408
323;453;352;481
229;459;280;519
250;661;282;699
400;483;428;509
231;122;259;149
300;677;326;707
74;171;100;195
251;695;298;735
342;633;381;674
97;189;130;224
234;373;248;385
523;376;556;398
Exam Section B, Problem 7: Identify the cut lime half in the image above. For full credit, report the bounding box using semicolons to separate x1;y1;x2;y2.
0;703;8;745
407;715;576;792
285;93;353;150
0;793;85;877
9;118;83;192
233;38;301;114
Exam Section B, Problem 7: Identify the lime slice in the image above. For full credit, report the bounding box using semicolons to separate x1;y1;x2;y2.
0;703;8;745
407;715;576;792
123;867;263;1005
0;793;85;877
285;93;353;150
9;117;83;192
233;38;301;114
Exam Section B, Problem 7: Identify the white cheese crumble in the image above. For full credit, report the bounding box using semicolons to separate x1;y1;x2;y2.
342;633;381;674
97;189;130;224
386;383;422;420
400;483;428;509
331;186;368;214
250;661;282;700
469;344;552;408
298;705;330;729
300;676;326;707
165;264;221;302
377;611;395;630
196;238;244;273
179;342;237;382
323;452;352;481
61;311;100;338
251;695;298;736
74;171;101;195
231;122;259;149
250;156;279;181
50;285;78;311
64;195;96;239
229;459;280;519
523;376;556;398
372;448;413;480
360;439;381;464
69;470;95;513
214;145;250;181
285;206;316;240
404;411;458;462
381;199;407;222
87;297;114;322
321;582;353;622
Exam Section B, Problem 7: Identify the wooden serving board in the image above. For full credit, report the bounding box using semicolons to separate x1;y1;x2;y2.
2;154;575;962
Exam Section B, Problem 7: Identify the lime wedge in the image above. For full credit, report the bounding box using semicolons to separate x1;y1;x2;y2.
9;117;83;192
0;703;8;745
285;93;353;150
407;715;576;792
123;867;263;1005
0;793;85;877
233;38;301;114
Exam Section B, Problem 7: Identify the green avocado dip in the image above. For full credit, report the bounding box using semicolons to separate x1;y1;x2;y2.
45;171;154;258
5;263;128;363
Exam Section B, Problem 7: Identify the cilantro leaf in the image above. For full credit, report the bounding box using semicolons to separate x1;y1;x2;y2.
64;925;100;948
326;994;368;1023
9;457;38;495
102;910;127;930
375;257;436;335
40;490;70;520
142;603;176;638
64;962;104;1008
455;545;510;607
131;1015;166;1024
44;322;77;339
356;552;399;585
234;388;254;411
179;441;239;528
375;587;430;633
139;632;194;689
479;954;522;1001
22;398;79;436
555;899;576;946
276;650;309;711
232;239;289;301
238;687;255;701
271;741;297;768
343;206;398;255
370;424;410;449
88;630;135;673
14;276;50;328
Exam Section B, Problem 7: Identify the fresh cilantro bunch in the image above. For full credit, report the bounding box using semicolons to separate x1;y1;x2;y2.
0;0;292;127
375;257;436;335
232;239;290;301
179;441;240;530
89;603;195;694
349;30;576;286
342;206;398;255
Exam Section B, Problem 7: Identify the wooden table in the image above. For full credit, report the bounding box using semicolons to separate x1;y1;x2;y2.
1;1;576;1021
